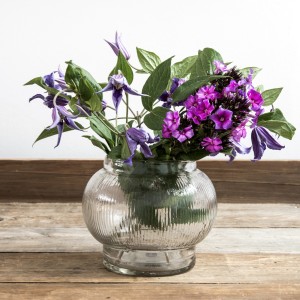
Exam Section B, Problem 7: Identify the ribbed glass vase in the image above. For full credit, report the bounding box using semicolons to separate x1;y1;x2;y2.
82;157;217;276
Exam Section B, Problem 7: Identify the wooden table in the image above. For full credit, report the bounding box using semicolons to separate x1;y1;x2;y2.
0;161;299;299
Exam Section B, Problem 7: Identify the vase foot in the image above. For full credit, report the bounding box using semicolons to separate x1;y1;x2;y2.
102;245;196;276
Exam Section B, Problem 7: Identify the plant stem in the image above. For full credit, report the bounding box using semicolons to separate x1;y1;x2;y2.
125;93;129;123
108;117;135;121
122;98;136;117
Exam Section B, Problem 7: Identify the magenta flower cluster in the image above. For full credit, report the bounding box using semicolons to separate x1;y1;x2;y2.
161;62;284;159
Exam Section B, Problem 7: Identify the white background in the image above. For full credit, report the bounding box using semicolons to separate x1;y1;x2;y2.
0;0;299;160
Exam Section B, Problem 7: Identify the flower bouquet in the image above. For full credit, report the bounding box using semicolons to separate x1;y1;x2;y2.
25;33;296;276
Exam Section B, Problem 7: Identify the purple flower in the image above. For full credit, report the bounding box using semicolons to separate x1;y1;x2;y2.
43;68;67;90
238;69;254;90
247;89;264;111
105;32;130;60
251;126;285;160
162;124;173;138
214;61;228;74
163;111;180;131
99;74;144;112
184;95;199;109
201;137;223;153
231;122;247;142
196;85;220;101
187;99;214;124
159;78;186;108
210;107;233;130
125;128;159;165
223;80;238;97
172;125;194;143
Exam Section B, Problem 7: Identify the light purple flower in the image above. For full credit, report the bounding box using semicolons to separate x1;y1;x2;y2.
99;74;144;112
125;128;159;165
43;68;67;90
231;122;247;142
187;99;214;124
223;80;238;97
210;107;233;130
172;125;194;143
186;108;203;125
251;126;285;160
247;89;264;111
238;69;254;90
201;137;223;153
105;32;130;60
214;60;228;74
196;85;220;101
162;124;173;138
163;111;180;131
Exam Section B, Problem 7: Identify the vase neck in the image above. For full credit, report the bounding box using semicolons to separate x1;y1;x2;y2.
104;157;197;175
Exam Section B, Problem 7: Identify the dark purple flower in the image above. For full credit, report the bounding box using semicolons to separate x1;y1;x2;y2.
105;32;130;60
159;78;186;108
214;60;228;74
99;74;144;112
196;85;220;101
125;128;159;165
210;107;233;130
163;111;180;131
247;89;264;111
201;137;223;153
251;126;285;160
172;125;194;143
223;80;238;97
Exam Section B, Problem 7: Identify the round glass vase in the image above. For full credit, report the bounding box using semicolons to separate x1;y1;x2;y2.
82;157;217;276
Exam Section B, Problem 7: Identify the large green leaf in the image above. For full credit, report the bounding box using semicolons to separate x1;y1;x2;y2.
262;88;283;106
258;108;296;140
172;75;224;102
240;67;261;79
142;57;173;111
195;48;223;77
136;47;161;74
82;135;110;153
143;107;169;130
177;149;209;160
33;122;84;145
112;52;134;84
171;55;197;79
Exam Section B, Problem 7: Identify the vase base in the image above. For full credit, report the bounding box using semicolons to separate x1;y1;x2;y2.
102;245;196;276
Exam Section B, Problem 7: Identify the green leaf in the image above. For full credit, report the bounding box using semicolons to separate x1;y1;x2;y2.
143;107;169;130
107;145;122;159
142;57;173;111
89;114;115;149
33;122;84;145
240;67;262;79
136;47;161;74
258;108;296;140
177;149;209;160
82;135;109;153
86;93;102;112
195;48;223;77
121;136;131;159
171;55;198;79
112;52;134;84
262;88;283;106
172;75;224;102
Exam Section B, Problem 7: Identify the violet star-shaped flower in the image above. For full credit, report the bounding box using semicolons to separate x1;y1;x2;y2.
172;125;194;143
163;111;180;131
201;137;223;153
99;74;144;112
214;60;228;74
210;107;233;130
105;32;130;60
125;128;159;165
247;89;264;111
251;126;285;160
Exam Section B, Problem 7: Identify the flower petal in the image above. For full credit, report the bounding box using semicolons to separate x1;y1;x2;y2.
48;108;61;129
29;94;45;102
65;118;82;131
54;121;64;148
112;88;123;111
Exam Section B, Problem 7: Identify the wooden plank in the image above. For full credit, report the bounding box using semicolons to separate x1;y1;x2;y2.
0;253;299;284
1;160;299;203
0;283;299;300
1;203;299;229
1;227;299;253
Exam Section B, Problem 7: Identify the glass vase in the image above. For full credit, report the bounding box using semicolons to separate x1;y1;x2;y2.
82;157;217;276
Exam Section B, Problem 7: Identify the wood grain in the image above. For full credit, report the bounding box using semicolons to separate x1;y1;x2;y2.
1;203;299;229
1;283;299;300
1;160;299;203
1;253;299;284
